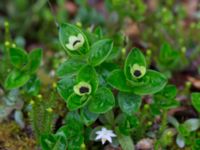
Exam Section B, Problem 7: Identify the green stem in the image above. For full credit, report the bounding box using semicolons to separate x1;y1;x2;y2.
155;110;168;149
159;110;168;135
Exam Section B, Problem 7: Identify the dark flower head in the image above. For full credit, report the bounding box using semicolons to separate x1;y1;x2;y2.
73;81;92;96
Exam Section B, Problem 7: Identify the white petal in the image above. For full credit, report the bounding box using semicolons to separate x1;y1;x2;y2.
78;33;84;43
96;131;103;135
66;43;75;50
109;132;117;137
102;128;107;132
68;35;77;43
95;134;103;141
101;138;107;144
74;43;82;49
106;136;112;143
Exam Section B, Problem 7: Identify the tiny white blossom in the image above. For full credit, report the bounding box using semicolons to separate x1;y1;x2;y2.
95;127;116;144
66;33;84;51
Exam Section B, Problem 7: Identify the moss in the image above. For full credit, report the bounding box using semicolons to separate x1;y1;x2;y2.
0;121;36;150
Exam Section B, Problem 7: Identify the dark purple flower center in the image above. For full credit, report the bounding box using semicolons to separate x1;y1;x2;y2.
79;86;89;93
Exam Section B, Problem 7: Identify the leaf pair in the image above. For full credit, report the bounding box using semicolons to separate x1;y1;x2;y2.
168;116;200;148
59;23;113;66
57;64;115;114
108;48;167;95
151;85;179;115
158;43;181;71
5;47;42;89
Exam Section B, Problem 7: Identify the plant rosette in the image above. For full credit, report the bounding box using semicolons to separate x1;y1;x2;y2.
4;47;42;89
59;23;114;63
107;48;167;95
57;23;116;115
57;64;115;114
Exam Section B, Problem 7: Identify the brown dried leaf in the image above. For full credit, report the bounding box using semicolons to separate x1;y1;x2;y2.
188;76;200;89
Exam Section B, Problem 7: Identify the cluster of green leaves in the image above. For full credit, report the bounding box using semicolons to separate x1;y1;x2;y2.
57;23;115;114
151;84;179;115
155;92;200;149
4;47;42;89
157;43;188;76
2;1;200;149
106;0;146;22
40;23;169;150
105;0;200;76
41;112;84;150
0;0;67;48
168;116;200;148
0;21;43;128
108;48;167;95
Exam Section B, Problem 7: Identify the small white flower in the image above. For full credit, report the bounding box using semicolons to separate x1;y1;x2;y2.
95;127;116;144
66;33;85;51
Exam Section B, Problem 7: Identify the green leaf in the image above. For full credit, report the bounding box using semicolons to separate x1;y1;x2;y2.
191;93;200;112
192;139;200;150
117;132;135;150
178;124;190;136
59;23;89;56
24;48;42;74
160;128;176;147
104;110;115;126
118;92;142;115
132;70;167;95
24;76;40;96
168;116;179;129
56;126;69;139
67;94;89;111
40;134;57;150
88;87;115;113
176;134;185;148
57;113;84;150
118;115;139;135
153;84;179;110
158;43;180;70
156;84;177;99
80;106;99;126
107;69;132;92
40;134;67;150
94;26;103;39
57;76;75;101
124;48;146;81
183;119;200;132
64;111;83;125
67;136;84;150
106;46;121;61
88;39;113;66
77;65;98;94
96;62;119;86
56;59;84;77
9;47;28;68
4;70;30;89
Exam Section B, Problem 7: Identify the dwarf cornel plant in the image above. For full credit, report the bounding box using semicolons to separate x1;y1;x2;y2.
39;23;167;150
